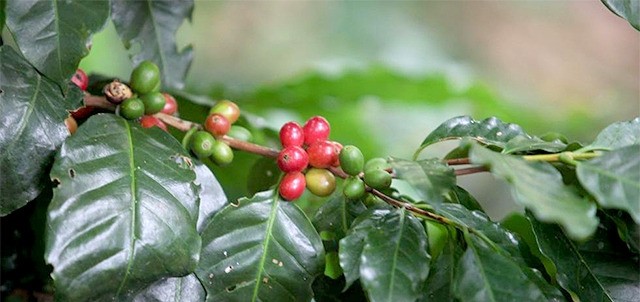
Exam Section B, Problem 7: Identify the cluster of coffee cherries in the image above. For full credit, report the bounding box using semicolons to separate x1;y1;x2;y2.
276;116;393;201
106;61;178;131
183;100;241;166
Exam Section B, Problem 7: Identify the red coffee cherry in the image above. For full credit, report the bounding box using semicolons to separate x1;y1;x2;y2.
330;141;343;167
277;146;308;173
204;113;231;137
303;116;330;146
279;172;306;201
140;115;168;131
209;100;240;124
307;141;338;169
71;69;88;91
279;121;304;147
161;93;178;115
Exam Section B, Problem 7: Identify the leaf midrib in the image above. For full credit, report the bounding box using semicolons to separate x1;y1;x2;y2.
385;210;406;302
251;192;280;301
0;69;41;158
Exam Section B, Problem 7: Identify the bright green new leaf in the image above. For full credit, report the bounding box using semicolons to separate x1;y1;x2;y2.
134;274;205;302
111;0;194;89
577;145;640;223
470;144;599;240
5;0;109;88
46;114;202;301
195;190;324;302
0;46;81;216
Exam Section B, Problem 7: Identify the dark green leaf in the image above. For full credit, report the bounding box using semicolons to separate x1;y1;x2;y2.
312;195;366;241
529;214;640;302
45;114;201;301
420;234;461;302
502;135;567;154
0;46;81;215
5;0;109;88
585;117;640;151
111;0;194;89
195;190;324;302
390;157;456;208
453;235;549;302
446;186;484;212
414;116;529;159
192;159;228;232
134;274;205;302
577;145;640;223
311;275;367;302
602;0;640;30
604;210;640;253
0;0;5;33
469;144;599;240
247;157;280;196
359;209;430;302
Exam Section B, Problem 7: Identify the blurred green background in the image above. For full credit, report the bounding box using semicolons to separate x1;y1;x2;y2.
79;1;639;219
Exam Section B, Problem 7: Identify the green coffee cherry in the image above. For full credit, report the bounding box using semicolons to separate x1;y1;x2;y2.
364;157;390;172
210;140;234;166
120;98;145;120
339;145;364;176
141;92;166;115
426;220;449;260
130;60;160;94
343;176;366;200
227;125;253;142
190;131;216;159
363;168;392;190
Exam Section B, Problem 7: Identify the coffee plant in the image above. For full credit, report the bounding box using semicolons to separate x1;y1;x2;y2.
1;1;638;301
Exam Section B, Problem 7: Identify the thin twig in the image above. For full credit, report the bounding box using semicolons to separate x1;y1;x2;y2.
454;166;488;176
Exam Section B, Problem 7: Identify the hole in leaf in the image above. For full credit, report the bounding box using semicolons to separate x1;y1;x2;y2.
68;169;76;178
226;285;237;292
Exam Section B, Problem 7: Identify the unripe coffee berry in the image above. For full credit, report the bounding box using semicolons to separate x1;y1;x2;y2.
343;177;365;200
120;98;145;120
209;100;240;124
227;125;253;142
130;60;160;94
71;69;88;91
161;93;178;115
210;141;234;166
307;141;338;169
141;92;166;115
204;113;231;137
279;172;306;201
363;168;392;190
280;122;304;147
303;116;330;146
140;115;167;131
364;157;390;172
305;168;336;197
339;145;364;176
190;131;216;159
277;146;308;173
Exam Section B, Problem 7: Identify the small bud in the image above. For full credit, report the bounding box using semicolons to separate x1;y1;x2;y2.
103;80;133;104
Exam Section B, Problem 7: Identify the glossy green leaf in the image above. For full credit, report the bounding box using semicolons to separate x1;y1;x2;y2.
529;214;640;302
470;144;599;240
414;116;529;159
0;46;81;216
605;210;640;253
420;233;461;302
390;158;456;208
192;159;228;232
453;234;548;302
577;145;640;223
584;117;640;151
134;274;206;302
502;135;567;154
111;0;194;89
311;275;368;302
446;186;484;212
312;195;366;240
195;190;324;302
45;114;201;301
5;0;109;88
602;0;640;30
247;157;280;196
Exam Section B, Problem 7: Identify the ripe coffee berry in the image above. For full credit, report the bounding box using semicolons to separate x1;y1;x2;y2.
130;60;160;94
210;141;234;166
339;145;364;176
120;98;145;120
204;113;231;137
277;146;308;173
280;122;304;147
279;172;306;201
141;92;166;115
161;93;178;115
330;141;343;167
305;168;336;197
303;116;330;146
140;115;167;131
190;131;216;159
209;100;240;124
71;69;88;90
307;141;338;169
